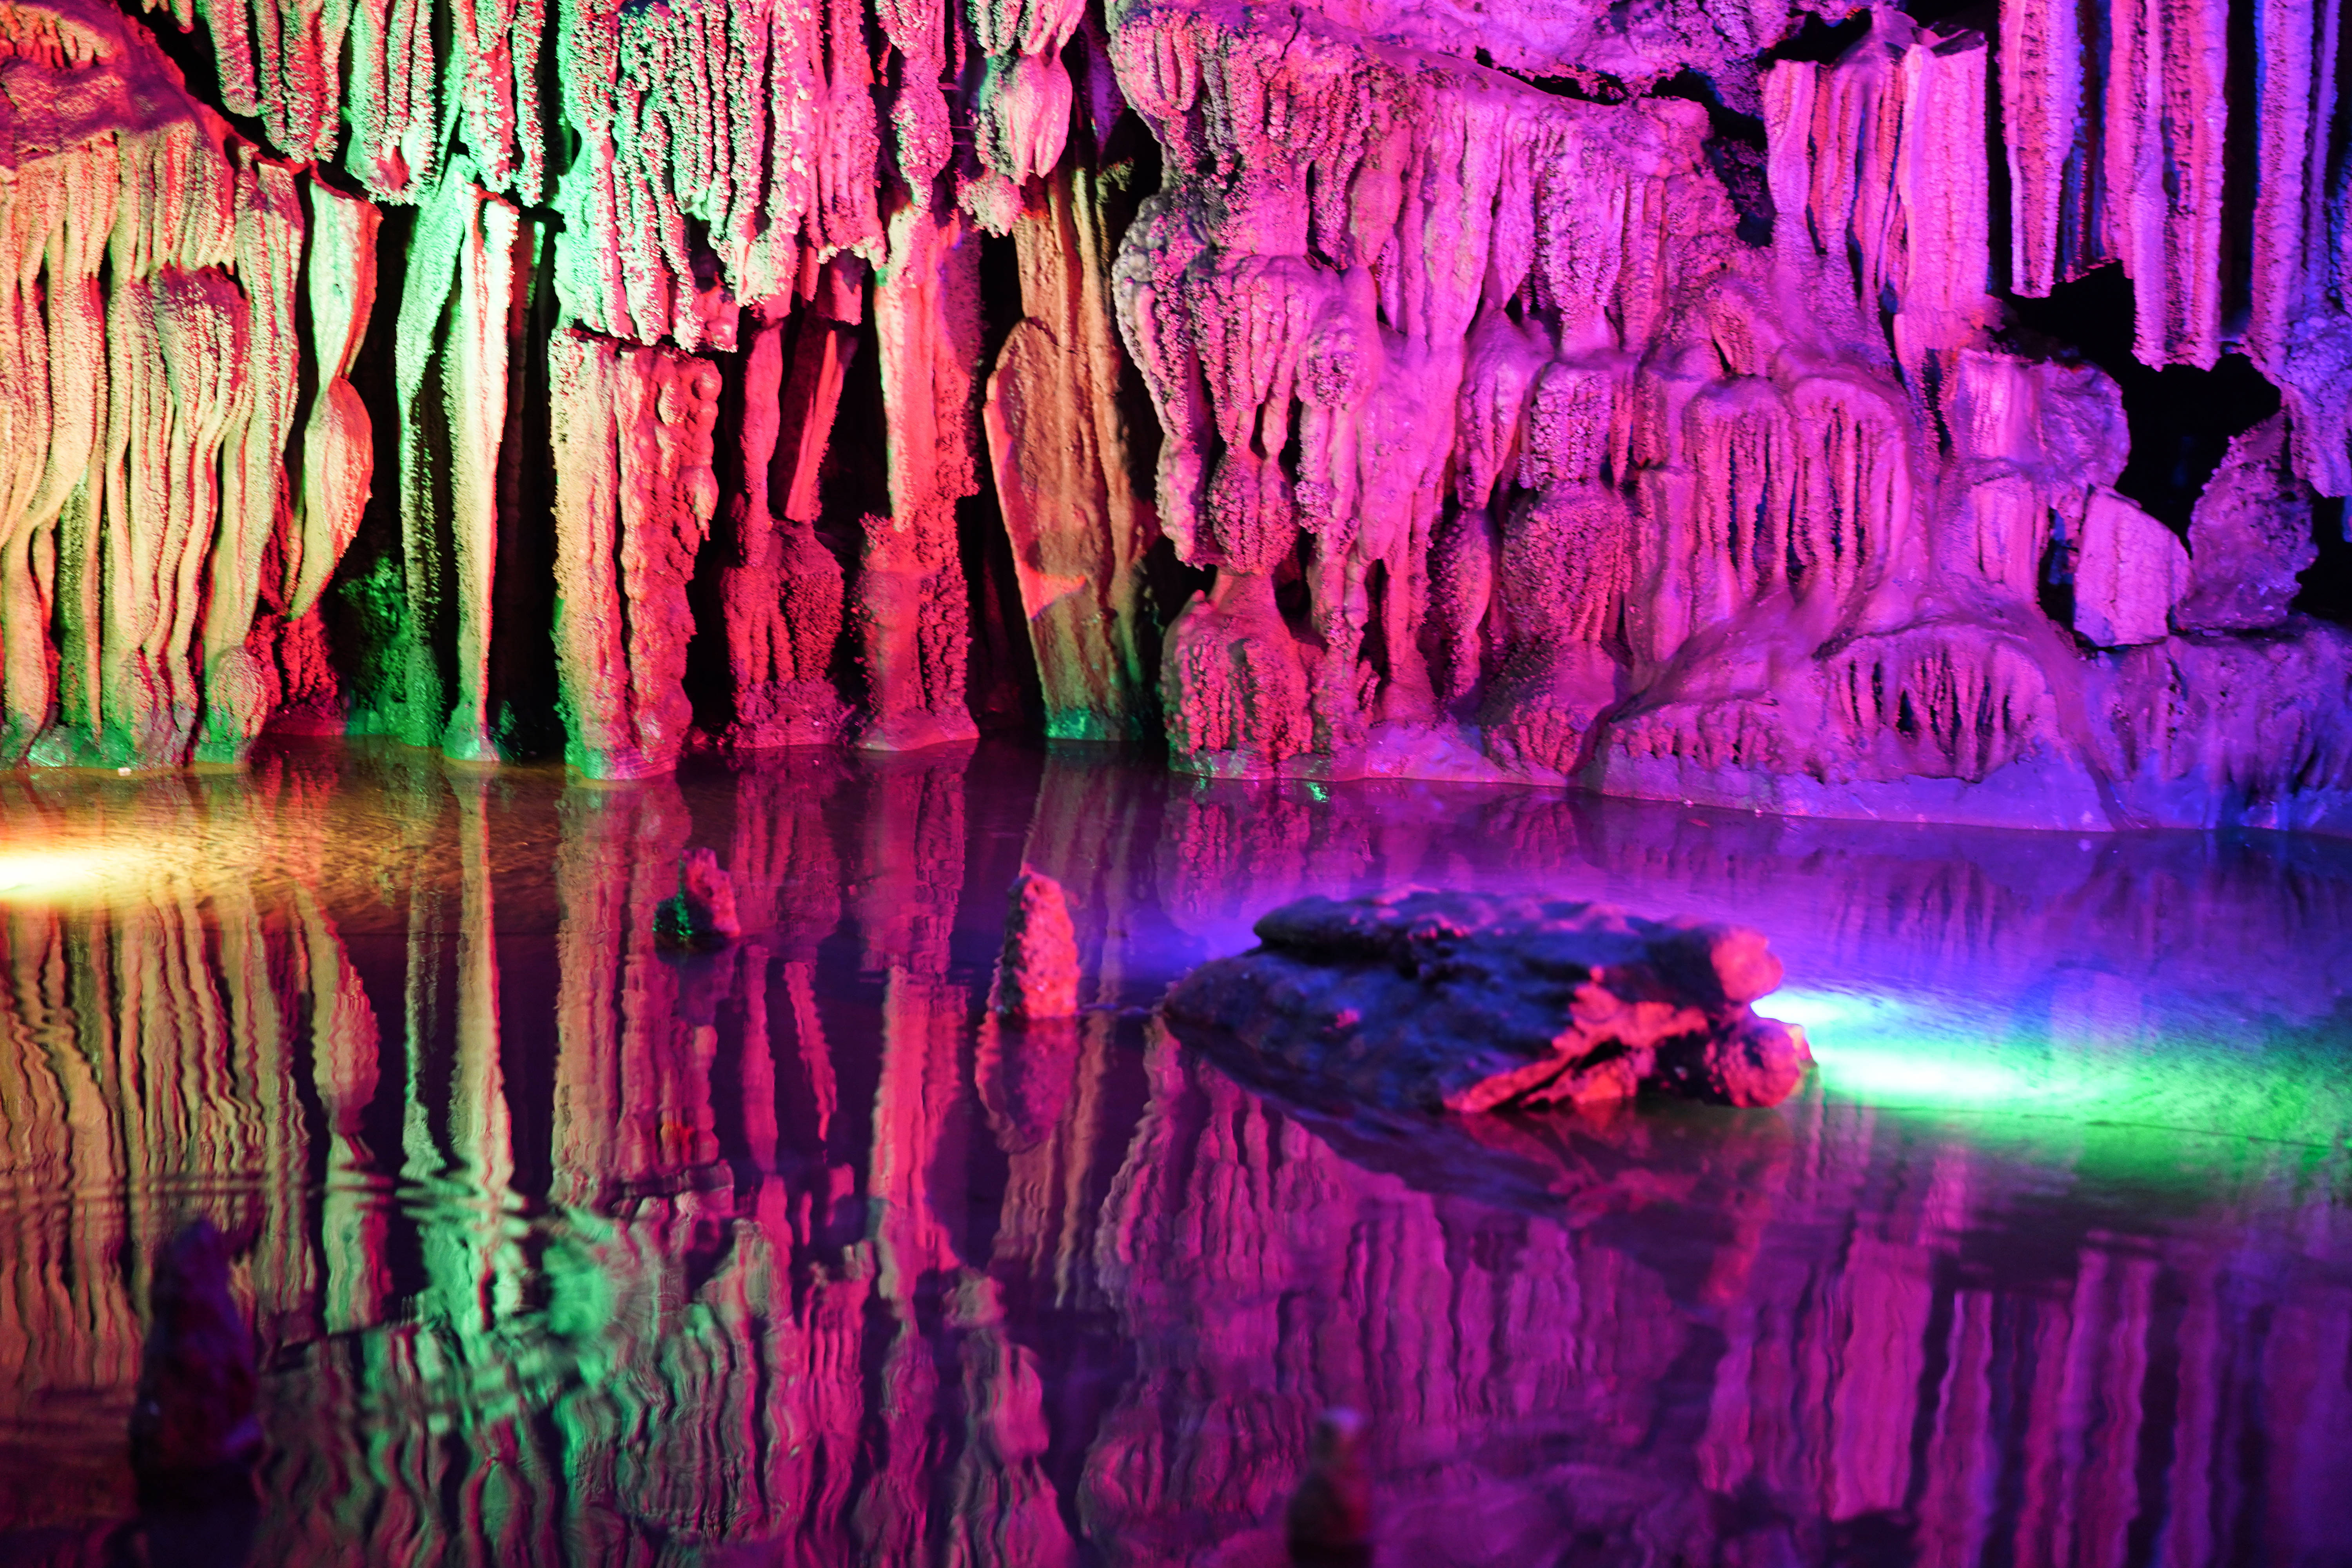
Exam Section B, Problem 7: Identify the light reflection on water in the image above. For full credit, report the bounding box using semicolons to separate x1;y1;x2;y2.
2;738;2350;1565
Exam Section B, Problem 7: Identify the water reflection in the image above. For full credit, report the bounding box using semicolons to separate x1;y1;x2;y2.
1;742;2349;1564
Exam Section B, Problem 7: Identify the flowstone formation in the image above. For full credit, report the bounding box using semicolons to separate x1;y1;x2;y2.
0;0;373;769
1163;890;1813;1112
0;0;2344;834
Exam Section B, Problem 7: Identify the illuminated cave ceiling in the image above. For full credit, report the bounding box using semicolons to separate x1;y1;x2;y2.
0;0;2346;829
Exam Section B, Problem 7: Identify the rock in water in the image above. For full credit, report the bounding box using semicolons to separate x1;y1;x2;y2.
1162;891;1811;1113
655;848;742;950
131;1220;262;1504
1287;1407;1374;1566
989;868;1080;1019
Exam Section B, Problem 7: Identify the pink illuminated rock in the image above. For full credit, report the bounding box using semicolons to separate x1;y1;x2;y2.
550;328;722;778
1163;890;1813;1114
0;0;2339;844
2075;489;2190;648
655;846;742;949
990;867;1081;1018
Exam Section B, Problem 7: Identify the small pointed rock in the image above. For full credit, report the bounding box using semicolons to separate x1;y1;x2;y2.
656;847;742;950
990;867;1080;1019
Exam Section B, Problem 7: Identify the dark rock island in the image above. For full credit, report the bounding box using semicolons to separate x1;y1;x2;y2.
1163;891;1813;1114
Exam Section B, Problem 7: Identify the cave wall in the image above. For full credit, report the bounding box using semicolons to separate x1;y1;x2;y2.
0;0;2347;830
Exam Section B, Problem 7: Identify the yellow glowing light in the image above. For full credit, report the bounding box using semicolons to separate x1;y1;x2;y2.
0;840;202;906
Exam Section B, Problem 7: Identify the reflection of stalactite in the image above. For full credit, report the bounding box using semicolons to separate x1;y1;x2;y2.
12;753;2352;1557
1083;1025;2352;1564
550;776;699;1195
0;766;373;1537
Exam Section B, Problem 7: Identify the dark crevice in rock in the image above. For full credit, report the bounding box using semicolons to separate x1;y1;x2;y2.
1759;11;1873;66
1653;69;1774;245
2003;266;2282;534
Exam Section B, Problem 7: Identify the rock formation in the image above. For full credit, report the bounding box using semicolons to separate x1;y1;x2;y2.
989;865;1081;1017
1114;0;2352;831
129;1218;262;1501
1164;889;1812;1112
655;844;743;947
0;0;2340;834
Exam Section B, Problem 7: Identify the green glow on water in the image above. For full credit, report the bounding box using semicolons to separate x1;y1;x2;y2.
1775;985;2352;1153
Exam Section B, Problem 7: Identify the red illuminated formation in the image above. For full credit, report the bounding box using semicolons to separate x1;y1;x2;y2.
0;0;2343;826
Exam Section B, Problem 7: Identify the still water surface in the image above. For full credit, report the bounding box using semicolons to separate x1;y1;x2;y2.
2;740;2350;1565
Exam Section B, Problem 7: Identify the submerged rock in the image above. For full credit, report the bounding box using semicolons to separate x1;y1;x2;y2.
655;848;742;950
131;1220;262;1506
1162;891;1811;1114
1287;1407;1374;1567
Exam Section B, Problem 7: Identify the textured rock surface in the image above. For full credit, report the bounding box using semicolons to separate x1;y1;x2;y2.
0;0;373;769
1164;890;1813;1111
990;866;1081;1018
1110;0;2352;833
0;0;2343;837
2176;414;2322;633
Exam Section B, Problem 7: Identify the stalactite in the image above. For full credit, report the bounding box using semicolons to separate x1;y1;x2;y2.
0;0;382;770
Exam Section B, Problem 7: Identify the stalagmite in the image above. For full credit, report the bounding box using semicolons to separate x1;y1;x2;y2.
550;328;721;778
989;866;1080;1018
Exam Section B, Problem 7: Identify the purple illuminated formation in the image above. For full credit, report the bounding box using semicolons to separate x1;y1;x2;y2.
0;0;2336;833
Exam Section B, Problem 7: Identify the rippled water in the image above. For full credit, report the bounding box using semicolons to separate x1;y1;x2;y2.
3;740;2350;1566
